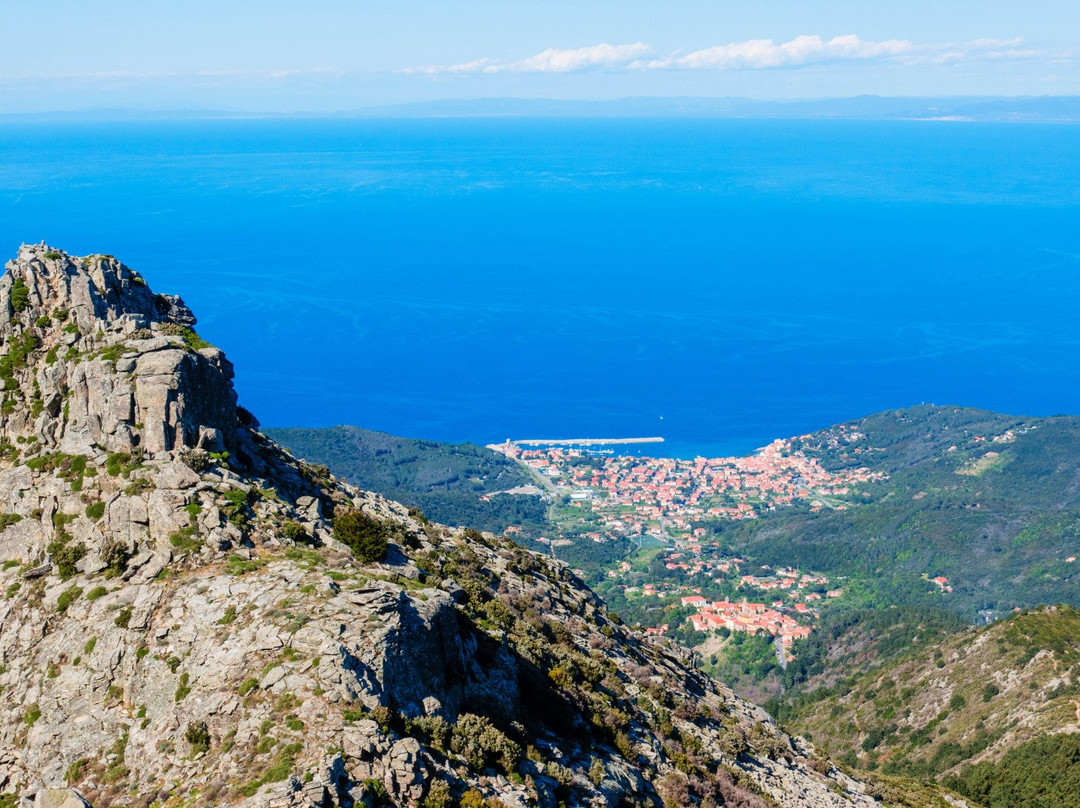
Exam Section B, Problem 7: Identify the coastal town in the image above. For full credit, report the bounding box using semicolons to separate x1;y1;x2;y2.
488;432;883;649
489;430;886;544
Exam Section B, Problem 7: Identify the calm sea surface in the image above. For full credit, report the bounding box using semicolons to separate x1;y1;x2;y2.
1;118;1078;456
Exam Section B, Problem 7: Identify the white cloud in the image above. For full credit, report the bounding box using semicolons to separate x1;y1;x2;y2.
405;43;650;75
645;35;915;70
500;42;651;73
407;35;1052;76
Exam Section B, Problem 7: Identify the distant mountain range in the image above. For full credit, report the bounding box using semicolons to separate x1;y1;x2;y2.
356;95;1080;122
5;95;1080;122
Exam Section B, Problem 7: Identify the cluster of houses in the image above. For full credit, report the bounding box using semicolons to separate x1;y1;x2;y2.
612;550;841;647
491;432;886;544
490;434;876;650
681;595;814;647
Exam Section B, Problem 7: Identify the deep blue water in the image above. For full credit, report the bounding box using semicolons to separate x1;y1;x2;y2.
2;118;1079;457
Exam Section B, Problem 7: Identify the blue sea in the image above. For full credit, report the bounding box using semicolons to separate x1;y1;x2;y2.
2;117;1078;457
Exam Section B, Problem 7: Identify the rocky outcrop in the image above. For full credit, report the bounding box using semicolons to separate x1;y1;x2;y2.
0;245;881;807
0;244;236;457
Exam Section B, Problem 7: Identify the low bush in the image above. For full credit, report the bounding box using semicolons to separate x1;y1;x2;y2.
185;720;211;756
332;509;391;563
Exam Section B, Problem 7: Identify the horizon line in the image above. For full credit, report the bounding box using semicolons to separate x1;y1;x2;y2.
2;93;1080;122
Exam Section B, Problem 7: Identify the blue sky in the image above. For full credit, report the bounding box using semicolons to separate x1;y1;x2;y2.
2;1;1077;112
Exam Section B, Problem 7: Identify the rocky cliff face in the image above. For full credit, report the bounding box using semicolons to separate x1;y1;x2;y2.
0;245;882;808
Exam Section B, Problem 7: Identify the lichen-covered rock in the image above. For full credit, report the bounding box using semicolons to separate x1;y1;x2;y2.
0;245;885;808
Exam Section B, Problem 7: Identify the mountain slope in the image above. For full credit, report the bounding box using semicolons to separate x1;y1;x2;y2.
769;604;1080;801
0;245;895;808
264;425;547;535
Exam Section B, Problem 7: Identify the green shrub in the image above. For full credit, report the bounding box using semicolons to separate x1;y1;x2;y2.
282;519;308;542
23;702;41;726
10;278;30;313
226;555;264;576
175;671;192;701
105;451;142;478
332;509;391;563
421;780;453;808
238;677;259;696
56;585;83;613
181;450;210;472
114;607;132;628
361;779;388;804
100;538;129;576
185;720;211;756
221;487;254;527
160;323;213;352
169;527;202;553
51;540;86;580
85;585;107;601
458;789;489;808
65;757;90;785
450;713;521;775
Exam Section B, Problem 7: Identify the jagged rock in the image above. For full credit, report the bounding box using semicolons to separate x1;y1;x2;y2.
385;738;425;802
30;790;92;808
343;720;383;760
155;460;200;490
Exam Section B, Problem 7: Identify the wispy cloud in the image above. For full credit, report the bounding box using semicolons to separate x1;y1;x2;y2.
407;35;1053;75
404;43;651;75
502;42;651;73
645;35;915;70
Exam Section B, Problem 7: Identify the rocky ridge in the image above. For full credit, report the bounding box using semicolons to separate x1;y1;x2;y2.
0;245;885;808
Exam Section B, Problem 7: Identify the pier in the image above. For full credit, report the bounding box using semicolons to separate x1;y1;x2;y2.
507;437;665;447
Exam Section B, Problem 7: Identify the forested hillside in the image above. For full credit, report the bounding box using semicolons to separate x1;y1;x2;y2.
701;406;1080;617
266;425;549;534
768;605;1080;807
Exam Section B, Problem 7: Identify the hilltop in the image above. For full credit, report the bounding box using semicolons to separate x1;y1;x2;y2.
0;245;898;808
768;605;1080;807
